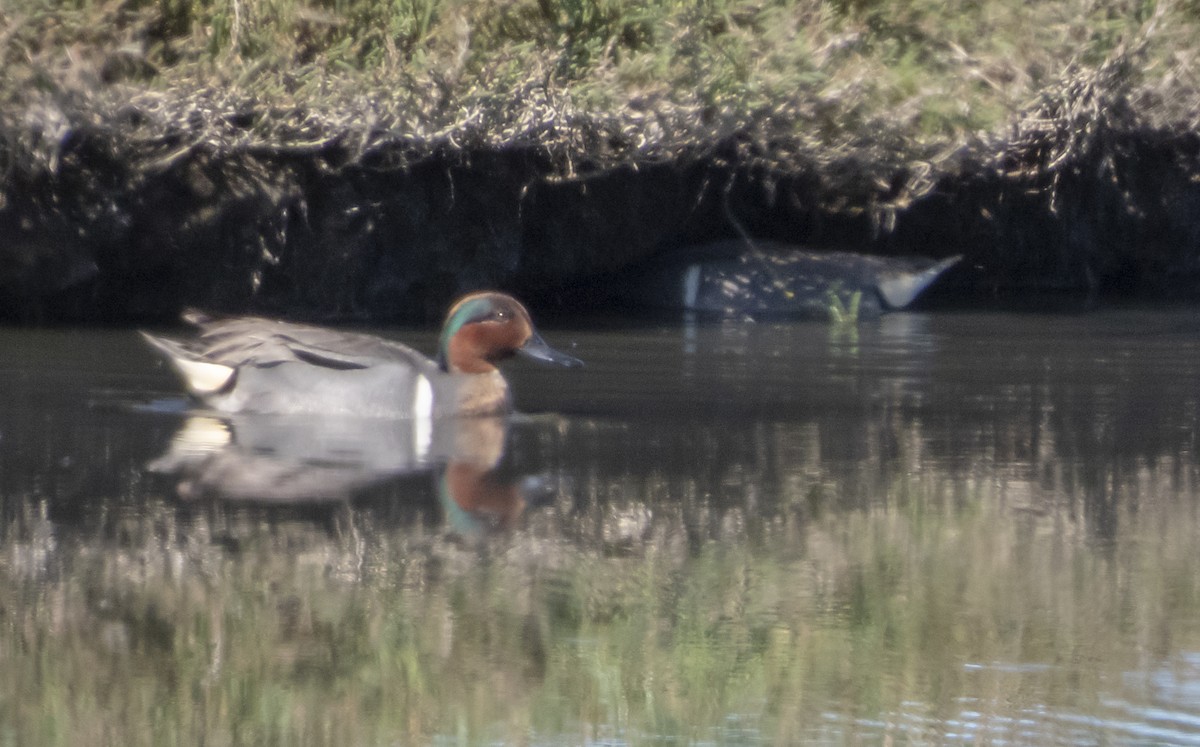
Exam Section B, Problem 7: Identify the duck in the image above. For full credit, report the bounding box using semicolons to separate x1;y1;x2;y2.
141;292;582;418
617;239;961;319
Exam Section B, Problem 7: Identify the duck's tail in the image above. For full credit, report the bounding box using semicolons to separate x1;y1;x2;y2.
876;255;962;310
140;331;236;396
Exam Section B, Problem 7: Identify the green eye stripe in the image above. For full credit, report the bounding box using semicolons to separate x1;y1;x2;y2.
438;297;494;367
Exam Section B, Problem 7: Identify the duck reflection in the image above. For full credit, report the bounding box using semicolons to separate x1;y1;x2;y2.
439;463;556;534
148;412;549;531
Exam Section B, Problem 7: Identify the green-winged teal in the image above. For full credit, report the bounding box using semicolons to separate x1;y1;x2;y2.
141;292;582;418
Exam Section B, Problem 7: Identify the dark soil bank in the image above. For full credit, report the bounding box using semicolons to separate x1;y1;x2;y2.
4;83;1200;323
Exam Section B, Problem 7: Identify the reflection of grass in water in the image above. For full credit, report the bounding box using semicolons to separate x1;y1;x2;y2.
5;461;1200;744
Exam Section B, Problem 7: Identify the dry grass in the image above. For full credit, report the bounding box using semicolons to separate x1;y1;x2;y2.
3;1;1200;319
5;0;1200;179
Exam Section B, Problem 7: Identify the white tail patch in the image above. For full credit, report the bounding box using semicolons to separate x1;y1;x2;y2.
877;255;961;309
173;358;236;396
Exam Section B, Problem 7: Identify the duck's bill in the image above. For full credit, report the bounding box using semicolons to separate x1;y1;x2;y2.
519;333;584;367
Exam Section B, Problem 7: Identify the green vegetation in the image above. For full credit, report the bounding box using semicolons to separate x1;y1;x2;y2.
5;0;1200;321
4;0;1198;163
3;444;1200;744
825;283;862;324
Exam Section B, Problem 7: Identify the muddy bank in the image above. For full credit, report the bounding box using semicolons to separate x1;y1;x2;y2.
3;78;1200;323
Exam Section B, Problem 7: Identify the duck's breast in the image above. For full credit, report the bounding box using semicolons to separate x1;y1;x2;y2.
431;371;511;418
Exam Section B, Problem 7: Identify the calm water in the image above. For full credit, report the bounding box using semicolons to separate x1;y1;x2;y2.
4;308;1200;745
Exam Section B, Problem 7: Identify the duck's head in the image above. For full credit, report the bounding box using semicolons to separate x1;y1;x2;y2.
437;292;583;374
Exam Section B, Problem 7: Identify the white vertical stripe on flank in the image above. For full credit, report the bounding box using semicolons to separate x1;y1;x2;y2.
413;374;433;459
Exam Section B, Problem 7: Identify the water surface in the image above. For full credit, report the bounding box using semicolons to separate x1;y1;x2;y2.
3;308;1200;745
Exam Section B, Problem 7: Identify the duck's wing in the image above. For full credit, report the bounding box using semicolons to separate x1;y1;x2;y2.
143;313;436;396
194;314;435;369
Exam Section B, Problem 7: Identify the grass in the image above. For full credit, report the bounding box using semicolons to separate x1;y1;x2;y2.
3;1;1200;319
4;0;1199;166
825;282;862;324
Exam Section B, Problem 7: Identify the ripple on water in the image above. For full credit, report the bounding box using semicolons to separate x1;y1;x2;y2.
811;654;1200;744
